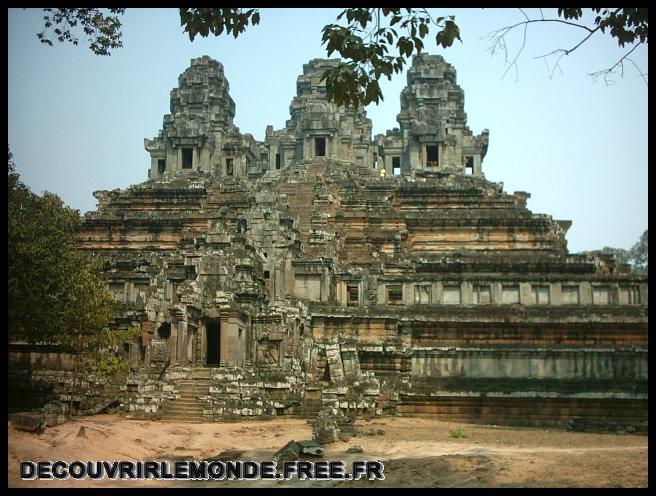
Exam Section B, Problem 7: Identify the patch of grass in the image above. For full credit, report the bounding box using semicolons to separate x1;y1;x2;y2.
449;427;467;439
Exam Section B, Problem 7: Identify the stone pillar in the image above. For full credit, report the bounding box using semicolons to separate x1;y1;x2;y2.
176;320;187;363
219;316;229;366
580;282;593;305
474;154;482;176
462;281;473;305
377;283;385;304
199;147;210;172
321;266;331;302
170;320;179;365
325;344;345;383
403;282;413;305
192;147;199;170
408;141;421;173
185;325;195;364
336;281;346;306
197;321;205;367
224;317;240;366
167;148;177;172
519;282;533;305
434;282;444;304
238;327;245;366
551;282;562;305
491;282;503;304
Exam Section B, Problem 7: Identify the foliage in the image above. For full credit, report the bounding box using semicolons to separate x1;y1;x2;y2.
320;8;461;109
29;8;649;104
590;229;648;275
449;427;468;438
599;246;630;265
36;8;125;56
78;327;142;376
180;8;260;40
628;229;648;275
558;8;648;48
8;147;118;349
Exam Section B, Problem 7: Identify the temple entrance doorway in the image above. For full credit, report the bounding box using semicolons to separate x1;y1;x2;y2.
314;137;326;157
206;321;220;366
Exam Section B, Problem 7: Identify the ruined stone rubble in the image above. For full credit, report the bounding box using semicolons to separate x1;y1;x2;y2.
10;54;647;432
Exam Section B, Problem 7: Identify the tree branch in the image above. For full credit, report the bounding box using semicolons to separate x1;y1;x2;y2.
484;8;648;87
589;42;648;86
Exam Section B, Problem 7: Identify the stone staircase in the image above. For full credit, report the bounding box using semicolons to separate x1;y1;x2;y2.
159;369;214;422
302;388;323;419
302;398;323;419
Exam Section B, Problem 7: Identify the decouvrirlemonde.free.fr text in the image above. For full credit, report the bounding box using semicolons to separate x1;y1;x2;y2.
21;460;385;481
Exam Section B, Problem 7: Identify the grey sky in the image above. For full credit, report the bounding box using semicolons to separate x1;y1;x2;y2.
8;8;648;253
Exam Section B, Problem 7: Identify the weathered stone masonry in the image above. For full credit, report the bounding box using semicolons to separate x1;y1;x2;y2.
10;54;647;431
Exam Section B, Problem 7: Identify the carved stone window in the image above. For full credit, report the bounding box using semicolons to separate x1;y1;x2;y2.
465;156;474;175
502;285;520;304
443;284;461;304
414;285;432;304
158;159;166;174
532;285;550;304
592;285;611;304
387;285;403;305
473;284;491;304
561;285;580;304
426;145;439;167
347;284;359;307
392;156;401;175
182;148;193;169
226;157;234;175
619;285;641;305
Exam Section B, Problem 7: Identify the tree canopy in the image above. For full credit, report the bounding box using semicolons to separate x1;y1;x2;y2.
8;147;117;347
593;229;648;275
31;8;648;109
627;229;648;274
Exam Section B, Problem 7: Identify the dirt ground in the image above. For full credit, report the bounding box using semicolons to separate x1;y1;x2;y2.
8;414;648;488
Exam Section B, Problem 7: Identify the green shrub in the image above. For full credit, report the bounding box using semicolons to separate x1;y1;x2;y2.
449;427;467;438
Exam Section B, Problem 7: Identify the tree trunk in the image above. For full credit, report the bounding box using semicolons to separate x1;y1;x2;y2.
68;331;82;418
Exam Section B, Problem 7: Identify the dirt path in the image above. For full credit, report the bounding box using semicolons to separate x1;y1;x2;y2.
8;415;648;488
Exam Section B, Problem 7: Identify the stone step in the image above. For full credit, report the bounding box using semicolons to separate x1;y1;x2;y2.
164;399;204;406
163;403;204;410
164;399;205;407
163;408;205;415
158;418;206;423
163;407;205;415
159;414;206;421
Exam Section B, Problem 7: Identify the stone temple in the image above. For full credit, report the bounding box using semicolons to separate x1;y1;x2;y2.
10;54;647;431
